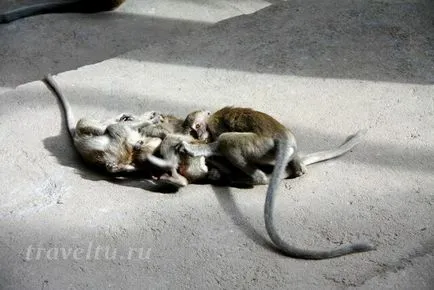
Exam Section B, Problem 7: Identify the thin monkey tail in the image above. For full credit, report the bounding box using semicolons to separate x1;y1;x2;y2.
264;133;375;259
44;74;76;138
300;129;368;166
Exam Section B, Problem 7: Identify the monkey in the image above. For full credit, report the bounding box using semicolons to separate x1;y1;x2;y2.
146;134;208;187
137;111;212;187
145;110;369;189
139;114;185;139
43;73;162;174
177;107;374;259
203;128;368;186
0;0;125;24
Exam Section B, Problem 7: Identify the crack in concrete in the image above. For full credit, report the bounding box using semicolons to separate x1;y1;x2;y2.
358;240;434;287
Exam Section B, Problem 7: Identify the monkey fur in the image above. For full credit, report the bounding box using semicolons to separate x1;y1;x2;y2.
146;109;369;189
44;74;161;174
178;106;374;259
0;0;125;23
139;111;211;188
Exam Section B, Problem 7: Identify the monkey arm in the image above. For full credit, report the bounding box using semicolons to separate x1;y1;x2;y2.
77;113;140;137
177;141;220;157
147;155;178;169
113;113;138;122
139;125;171;139
75;118;107;136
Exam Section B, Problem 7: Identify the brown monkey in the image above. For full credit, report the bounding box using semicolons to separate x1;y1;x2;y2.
147;110;369;188
177;107;374;259
139;111;211;187
0;0;125;23
202;129;369;186
44;74;161;174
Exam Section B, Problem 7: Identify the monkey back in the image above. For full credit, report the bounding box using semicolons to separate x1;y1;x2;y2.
210;107;288;138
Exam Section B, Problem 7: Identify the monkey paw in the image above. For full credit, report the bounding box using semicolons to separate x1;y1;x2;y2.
106;162;120;173
252;170;269;185
175;141;193;155
145;111;161;124
118;113;135;122
294;163;307;177
159;174;188;187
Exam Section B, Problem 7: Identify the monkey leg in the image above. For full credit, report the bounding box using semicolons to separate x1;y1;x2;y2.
206;157;256;186
133;138;163;164
225;152;268;185
217;132;275;185
105;122;133;139
286;154;307;178
206;157;232;175
76;113;138;137
75;118;107;136
177;141;220;157
159;169;188;187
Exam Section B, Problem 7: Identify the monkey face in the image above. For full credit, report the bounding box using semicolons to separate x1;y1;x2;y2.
191;121;209;141
183;110;211;140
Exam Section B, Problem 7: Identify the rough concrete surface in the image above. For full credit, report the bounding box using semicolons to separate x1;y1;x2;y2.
0;0;433;289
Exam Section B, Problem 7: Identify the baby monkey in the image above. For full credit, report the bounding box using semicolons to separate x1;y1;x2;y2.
178;107;374;259
0;0;125;23
139;111;212;187
44;74;161;174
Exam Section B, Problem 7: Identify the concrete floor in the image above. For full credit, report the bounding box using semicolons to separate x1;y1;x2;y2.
0;0;433;289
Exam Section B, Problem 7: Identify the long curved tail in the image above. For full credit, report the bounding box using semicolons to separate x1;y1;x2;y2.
264;134;374;259
44;74;76;138
301;129;367;166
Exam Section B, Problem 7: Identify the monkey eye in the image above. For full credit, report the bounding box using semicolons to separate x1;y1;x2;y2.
195;124;201;129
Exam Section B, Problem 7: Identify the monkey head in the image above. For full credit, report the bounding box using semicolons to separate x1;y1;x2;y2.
183;110;211;140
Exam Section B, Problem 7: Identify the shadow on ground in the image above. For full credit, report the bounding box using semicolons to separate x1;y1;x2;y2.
1;0;433;88
123;0;434;84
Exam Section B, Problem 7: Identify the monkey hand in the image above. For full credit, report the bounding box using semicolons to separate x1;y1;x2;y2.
117;113;136;122
294;163;307;177
175;141;197;156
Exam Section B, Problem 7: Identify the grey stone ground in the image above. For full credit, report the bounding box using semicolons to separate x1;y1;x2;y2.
0;0;433;289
